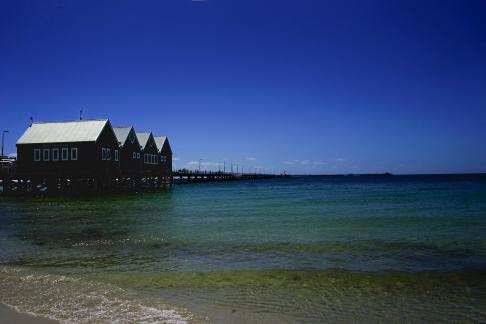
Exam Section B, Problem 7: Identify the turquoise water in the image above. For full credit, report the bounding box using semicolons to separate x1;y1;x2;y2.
1;175;486;322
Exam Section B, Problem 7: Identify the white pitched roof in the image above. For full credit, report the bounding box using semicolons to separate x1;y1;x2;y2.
136;132;151;150
17;119;109;144
154;136;167;152
113;126;132;146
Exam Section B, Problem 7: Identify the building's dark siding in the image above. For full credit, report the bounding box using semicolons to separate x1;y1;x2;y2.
119;130;142;175
141;135;160;176
158;140;172;176
16;123;120;176
15;121;173;181
96;123;121;176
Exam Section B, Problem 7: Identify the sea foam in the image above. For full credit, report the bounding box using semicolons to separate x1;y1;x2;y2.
0;266;205;324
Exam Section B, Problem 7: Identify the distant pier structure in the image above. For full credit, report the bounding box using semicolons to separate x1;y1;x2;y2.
172;170;282;183
0;118;286;196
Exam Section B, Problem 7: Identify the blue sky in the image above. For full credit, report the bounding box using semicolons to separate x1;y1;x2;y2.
1;0;486;174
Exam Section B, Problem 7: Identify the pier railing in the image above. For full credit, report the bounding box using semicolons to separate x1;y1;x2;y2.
172;169;286;184
0;164;288;195
0;156;16;176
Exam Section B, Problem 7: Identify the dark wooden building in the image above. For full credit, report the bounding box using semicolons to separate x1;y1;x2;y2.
113;126;142;175
154;136;172;177
16;119;120;177
136;131;160;176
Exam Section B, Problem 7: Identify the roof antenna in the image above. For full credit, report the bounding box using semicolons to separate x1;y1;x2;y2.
29;116;33;127
80;108;83;120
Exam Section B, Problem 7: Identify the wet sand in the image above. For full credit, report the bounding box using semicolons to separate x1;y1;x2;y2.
0;304;59;324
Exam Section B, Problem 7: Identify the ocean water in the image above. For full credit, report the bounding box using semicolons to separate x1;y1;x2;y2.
1;175;486;323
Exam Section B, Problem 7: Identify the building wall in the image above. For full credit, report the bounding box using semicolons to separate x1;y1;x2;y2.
96;123;121;176
15;122;173;180
141;135;160;176
159;141;172;176
119;130;142;175
16;123;120;177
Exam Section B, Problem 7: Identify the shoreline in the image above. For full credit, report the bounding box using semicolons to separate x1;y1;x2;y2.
0;304;59;324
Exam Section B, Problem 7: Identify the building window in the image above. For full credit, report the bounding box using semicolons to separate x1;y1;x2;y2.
62;148;69;160
43;149;50;161
161;155;166;163
34;149;41;161
101;147;111;160
71;148;78;161
137;152;140;159
132;152;136;159
115;150;119;161
144;154;155;164
52;148;59;161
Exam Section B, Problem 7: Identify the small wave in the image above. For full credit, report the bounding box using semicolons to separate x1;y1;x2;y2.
0;266;207;324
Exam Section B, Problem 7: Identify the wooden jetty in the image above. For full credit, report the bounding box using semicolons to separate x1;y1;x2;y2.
0;118;287;196
0;163;286;196
172;170;285;184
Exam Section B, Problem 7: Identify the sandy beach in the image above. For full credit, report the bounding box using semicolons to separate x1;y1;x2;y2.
0;304;58;324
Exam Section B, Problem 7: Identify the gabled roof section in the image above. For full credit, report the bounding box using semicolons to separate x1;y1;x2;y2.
135;131;153;150
154;136;171;153
113;126;133;146
17;119;109;145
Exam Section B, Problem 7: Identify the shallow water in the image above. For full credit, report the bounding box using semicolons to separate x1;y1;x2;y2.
1;175;486;322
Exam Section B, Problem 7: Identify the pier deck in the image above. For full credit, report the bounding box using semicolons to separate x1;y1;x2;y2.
0;160;287;196
172;170;285;184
